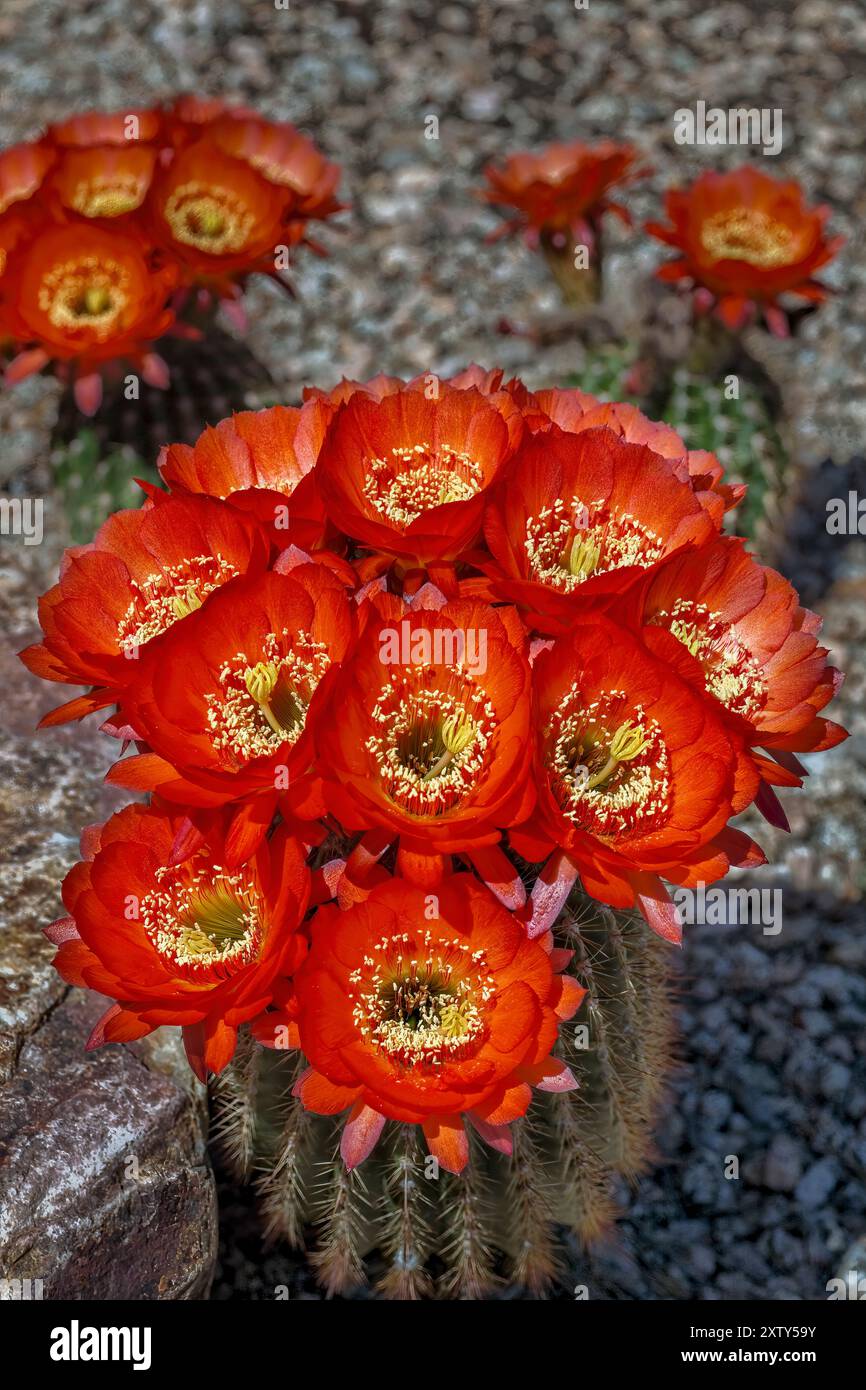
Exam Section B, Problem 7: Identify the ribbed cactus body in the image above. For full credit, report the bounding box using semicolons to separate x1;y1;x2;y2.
661;367;788;547
211;893;674;1299
50;327;276;542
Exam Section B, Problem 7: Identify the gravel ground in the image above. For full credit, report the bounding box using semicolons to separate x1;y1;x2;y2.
0;0;864;1300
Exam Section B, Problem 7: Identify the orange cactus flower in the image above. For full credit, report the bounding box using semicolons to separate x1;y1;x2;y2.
48;107;164;148
46;801;309;1080
265;876;583;1172
209;113;343;237
166;95;256;144
146;137;292;281
312;597;535;857
158;400;333;550
315;381;523;567
483;139;646;249
0;138;55;216
303;364;508;409
520;386;744;521
482;424;717;633
623;537;846;826
518;614;764;943
48;143;158;223
19;493;271;729
645;166;844;336
108;566;357;824
1;221;178;398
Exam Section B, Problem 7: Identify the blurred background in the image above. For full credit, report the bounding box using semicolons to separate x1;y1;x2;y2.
0;0;863;1300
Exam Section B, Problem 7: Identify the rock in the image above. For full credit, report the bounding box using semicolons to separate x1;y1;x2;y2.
834;1236;866;1291
763;1134;805;1192
0;990;217;1300
820;1062;852;1100
795;1158;841;1209
0;567;217;1300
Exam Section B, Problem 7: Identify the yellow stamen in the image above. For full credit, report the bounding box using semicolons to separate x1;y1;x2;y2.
243;661;286;739
83;285;111;315
567;532;602;579
170;583;204;621
422;709;475;781
700;207;795;269
196;205;226;237
585;719;652;790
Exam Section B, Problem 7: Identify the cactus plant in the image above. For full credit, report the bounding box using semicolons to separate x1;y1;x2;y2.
50;326;277;542
211;888;674;1298
26;369;844;1306
661;367;788;546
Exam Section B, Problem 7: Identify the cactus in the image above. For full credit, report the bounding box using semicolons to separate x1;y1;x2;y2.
661;367;789;547
52;429;152;544
211;889;674;1299
51;324;277;543
562;345;643;405
564;346;790;550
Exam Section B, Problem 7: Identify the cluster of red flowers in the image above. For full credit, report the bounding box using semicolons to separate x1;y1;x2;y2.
25;368;844;1173
483;142;842;335
0;99;342;412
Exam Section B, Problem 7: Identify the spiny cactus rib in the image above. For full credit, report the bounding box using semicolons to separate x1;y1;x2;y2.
309;1133;369;1297
209;1027;261;1182
438;1136;500;1300
257;1052;318;1249
504;1117;560;1295
550;1085;618;1246
375;1124;434;1300
662;367;788;545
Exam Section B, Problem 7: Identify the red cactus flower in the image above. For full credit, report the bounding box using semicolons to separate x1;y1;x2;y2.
158;400;332;549
520;387;744;520
623;537;846;825
645;166;843;336
146;137;290;282
483;139;646;249
312;597;535;857
46;801;309;1079
0;138;55;216
518;614;764;943
315;382;522;567
261;876;583;1172
482;424;717;632
1;221;178;401
19;493;271;729
48;107;164;148
108;567;356;828
209;113;343;238
303;365;508;409
167;95;257;145
48;143;158;223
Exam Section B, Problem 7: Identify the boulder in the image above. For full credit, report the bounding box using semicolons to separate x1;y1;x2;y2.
0;552;218;1300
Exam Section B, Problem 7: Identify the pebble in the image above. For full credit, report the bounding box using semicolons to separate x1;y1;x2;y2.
795;1158;842;1209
